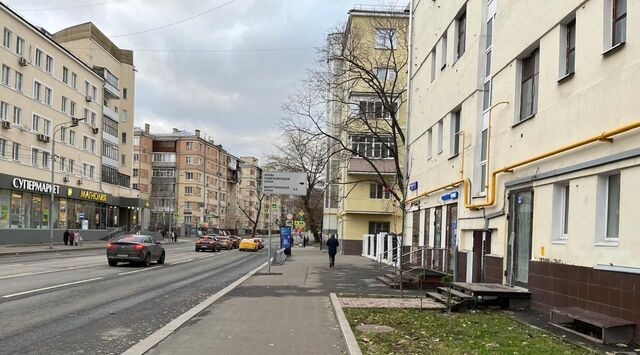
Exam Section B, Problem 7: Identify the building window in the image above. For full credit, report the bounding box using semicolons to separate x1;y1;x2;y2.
368;221;390;234
13;106;21;124
553;183;570;241
32;148;39;166
1;65;9;85
369;183;390;199
186;142;194;150
45;55;54;74
68;159;74;173
612;0;627;47
185;186;193;195
121;132;127;144
14;71;22;92
440;33;447;69
0;102;7;121
61;97;68;113
437;119;443;154
430;48;436;82
121;109;127;122
12;143;19;160
123;88;128;99
374;28;396;49
83;136;96;153
133;153;139;162
0;139;5;158
44;87;52;106
561;20;576;77
69;130;76;146
63;67;69;84
185;172;194;180
71;73;77;89
479;128;488;193
605;174;620;240
16;36;24;56
350;135;395;159
35;48;43;67
427;128;433;159
33;81;42;101
450;109;461;156
186;156;193;165
70;101;76;117
357;99;397;119
455;10;466;59
133;168;139;177
374;67;396;83
32;115;51;136
121;154;126;166
519;49;539;121
42;151;50;169
2;28;11;49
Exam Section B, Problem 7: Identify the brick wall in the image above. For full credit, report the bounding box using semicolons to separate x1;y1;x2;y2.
529;261;640;343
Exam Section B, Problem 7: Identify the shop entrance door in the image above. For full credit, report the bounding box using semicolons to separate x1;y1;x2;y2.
472;230;491;282
507;189;534;287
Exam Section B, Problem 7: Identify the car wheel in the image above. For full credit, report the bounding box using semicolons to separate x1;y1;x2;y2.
157;251;165;265
108;259;118;267
144;253;151;267
195;248;199;252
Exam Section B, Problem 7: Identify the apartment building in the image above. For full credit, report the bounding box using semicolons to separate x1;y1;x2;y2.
0;3;143;243
323;6;409;255
407;0;640;341
239;157;261;235
140;127;230;236
226;154;241;234
132;124;153;229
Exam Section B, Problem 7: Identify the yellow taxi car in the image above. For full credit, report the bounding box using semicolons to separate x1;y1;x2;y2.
239;238;259;252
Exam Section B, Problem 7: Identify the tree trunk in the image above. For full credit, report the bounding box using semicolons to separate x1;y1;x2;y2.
303;195;321;242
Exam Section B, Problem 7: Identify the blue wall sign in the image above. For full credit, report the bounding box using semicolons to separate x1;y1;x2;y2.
441;191;459;201
409;181;418;191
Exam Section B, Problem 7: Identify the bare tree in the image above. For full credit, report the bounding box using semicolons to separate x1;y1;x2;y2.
238;194;264;237
267;128;327;241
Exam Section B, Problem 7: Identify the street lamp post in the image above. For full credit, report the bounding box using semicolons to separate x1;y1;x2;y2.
49;117;85;249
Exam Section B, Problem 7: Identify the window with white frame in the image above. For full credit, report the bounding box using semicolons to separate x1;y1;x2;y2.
0;138;6;158
185;186;193;195
16;36;24;56
33;81;42;101
70;101;76;116
152;168;175;177
59;157;66;172
133;153;139;162
479;125;488;193
34;48;43;67
185;172;194;180
374;67;396;83
350;135;395;159
437;119;443;154
60;126;66;142
132;168;139;177
455;9;466;60
83;136;96;153
186;142;194;150
2;28;11;48
605;174;620;240
483;16;494;111
186;156;193;164
184;201;192;210
68;159;74;173
42;151;50;169
152;153;176;162
0;101;7;121
450;109;461;156
356;99;397;119
32;148;39;166
606;0;627;48
369;183;390;199
32;114;51;136
69;130;76;146
12;143;19;160
430;48;436;81
1;65;9;85
71;73;77;89
374;28;396;49
14;71;22;91
519;49;539;121
122;109;128;122
133;136;139;146
44;87;52;106
63;67;69;84
61;97;68;113
552;183;570;241
13;106;21;124
45;55;54;74
562;20;576;76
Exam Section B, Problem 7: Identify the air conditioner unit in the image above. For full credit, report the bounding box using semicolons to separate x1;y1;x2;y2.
37;133;50;143
18;57;27;66
63;176;70;182
1;121;10;129
77;179;83;185
92;127;99;134
85;95;92;102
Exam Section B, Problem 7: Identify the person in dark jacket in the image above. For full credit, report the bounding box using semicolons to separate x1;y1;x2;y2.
63;229;70;245
326;234;339;268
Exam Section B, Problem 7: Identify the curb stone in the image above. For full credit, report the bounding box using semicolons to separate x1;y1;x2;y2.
330;293;363;355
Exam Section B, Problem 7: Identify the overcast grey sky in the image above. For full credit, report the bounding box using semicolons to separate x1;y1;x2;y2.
4;0;392;160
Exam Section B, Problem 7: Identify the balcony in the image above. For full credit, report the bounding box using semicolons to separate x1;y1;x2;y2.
343;197;395;214
94;67;120;99
103;105;119;121
347;158;397;175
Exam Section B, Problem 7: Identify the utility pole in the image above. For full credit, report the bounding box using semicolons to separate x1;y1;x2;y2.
267;193;272;275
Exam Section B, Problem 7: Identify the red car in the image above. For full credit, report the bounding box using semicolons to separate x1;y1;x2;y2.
195;236;221;252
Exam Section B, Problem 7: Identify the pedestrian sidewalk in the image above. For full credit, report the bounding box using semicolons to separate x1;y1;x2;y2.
0;237;190;256
146;247;400;355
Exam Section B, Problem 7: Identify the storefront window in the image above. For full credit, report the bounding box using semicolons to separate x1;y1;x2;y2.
10;191;23;228
58;198;68;229
0;189;9;229
30;195;42;229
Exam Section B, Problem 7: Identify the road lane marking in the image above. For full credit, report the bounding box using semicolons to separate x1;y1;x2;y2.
123;260;267;355
118;266;160;276
2;277;104;298
169;259;193;266
0;264;104;280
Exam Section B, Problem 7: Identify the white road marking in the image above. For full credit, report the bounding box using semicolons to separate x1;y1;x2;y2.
2;277;104;298
0;264;103;280
118;266;160;276
123;261;267;355
169;259;193;266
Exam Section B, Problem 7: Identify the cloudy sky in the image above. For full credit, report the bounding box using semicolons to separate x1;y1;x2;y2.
4;0;397;160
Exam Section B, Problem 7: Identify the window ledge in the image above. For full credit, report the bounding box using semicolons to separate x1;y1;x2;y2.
448;153;459;161
512;114;535;128
602;41;625;56
551;239;568;245
595;240;619;247
557;72;574;83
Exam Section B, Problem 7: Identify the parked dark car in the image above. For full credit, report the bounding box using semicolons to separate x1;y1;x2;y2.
107;235;165;267
196;236;221;252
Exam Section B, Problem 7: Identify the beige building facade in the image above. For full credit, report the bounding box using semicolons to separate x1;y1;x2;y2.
0;3;143;243
407;0;640;341
324;6;409;255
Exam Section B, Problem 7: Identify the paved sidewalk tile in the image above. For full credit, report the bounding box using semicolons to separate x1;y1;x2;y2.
146;247;407;355
339;297;445;310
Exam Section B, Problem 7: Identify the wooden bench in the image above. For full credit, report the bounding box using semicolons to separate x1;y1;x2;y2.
550;307;635;344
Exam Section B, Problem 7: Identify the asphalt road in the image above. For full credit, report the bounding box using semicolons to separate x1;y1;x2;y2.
0;242;268;355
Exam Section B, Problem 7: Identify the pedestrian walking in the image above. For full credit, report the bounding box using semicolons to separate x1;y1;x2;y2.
161;229;166;240
63;229;70;245
68;230;75;247
326;234;339;268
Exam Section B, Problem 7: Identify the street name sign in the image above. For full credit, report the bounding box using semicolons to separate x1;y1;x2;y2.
262;171;308;196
